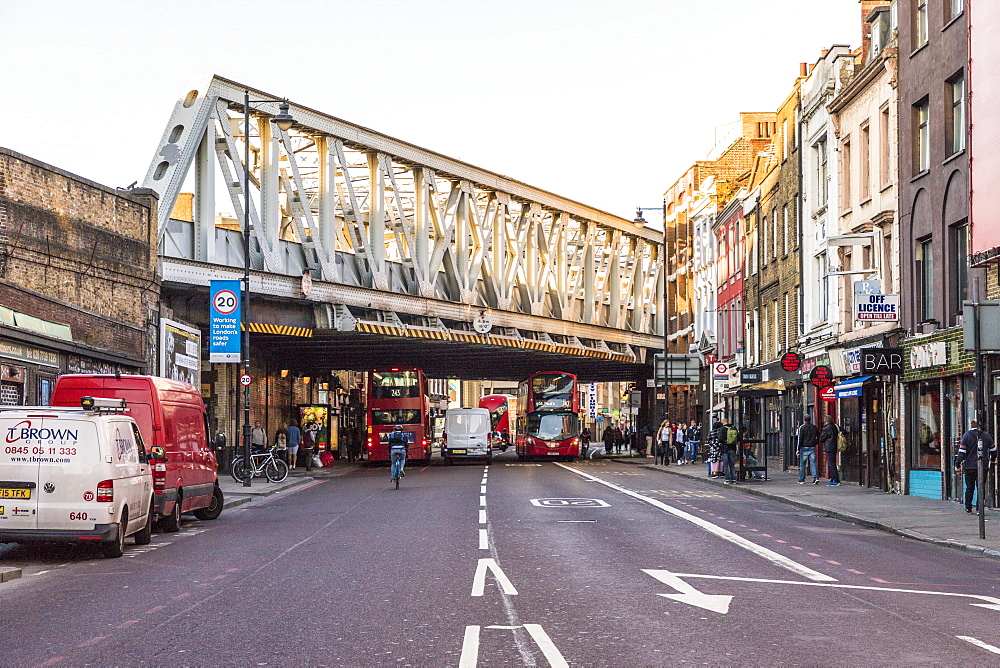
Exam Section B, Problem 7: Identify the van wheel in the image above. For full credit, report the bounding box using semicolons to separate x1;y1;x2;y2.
160;493;182;533
134;500;153;545
102;511;127;558
193;485;224;521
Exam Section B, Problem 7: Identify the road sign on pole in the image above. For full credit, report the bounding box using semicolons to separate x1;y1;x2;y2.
654;354;700;385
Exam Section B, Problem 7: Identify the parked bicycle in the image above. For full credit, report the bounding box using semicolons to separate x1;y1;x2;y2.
231;445;289;483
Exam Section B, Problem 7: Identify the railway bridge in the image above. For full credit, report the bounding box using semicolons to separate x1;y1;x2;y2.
143;75;664;383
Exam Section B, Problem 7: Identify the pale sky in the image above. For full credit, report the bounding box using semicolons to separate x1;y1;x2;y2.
0;0;859;222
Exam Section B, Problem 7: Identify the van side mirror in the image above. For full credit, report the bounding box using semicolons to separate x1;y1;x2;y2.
213;433;227;452
149;445;167;461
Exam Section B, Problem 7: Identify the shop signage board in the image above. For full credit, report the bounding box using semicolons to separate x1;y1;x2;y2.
209;279;242;363
780;352;801;372
843;343;882;374
820;386;836;401
854;293;899;321
0;340;60;368
854;280;882;295
740;368;763;384
909;341;947;369
861;348;904;374
810;365;834;388
588;382;597;419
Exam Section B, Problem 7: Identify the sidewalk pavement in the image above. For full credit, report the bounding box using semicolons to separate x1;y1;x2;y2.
218;460;361;509
610;453;1000;561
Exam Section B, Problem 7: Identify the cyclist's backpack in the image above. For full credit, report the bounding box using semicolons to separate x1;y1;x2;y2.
388;432;406;447
725;426;739;445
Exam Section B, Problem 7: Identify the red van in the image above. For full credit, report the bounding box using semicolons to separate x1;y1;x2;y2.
50;375;223;531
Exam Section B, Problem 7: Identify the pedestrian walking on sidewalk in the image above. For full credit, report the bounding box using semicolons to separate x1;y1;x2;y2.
820;415;840;485
708;418;724;477
603;426;616;457
301;425;315;472
674;422;687;464
251;420;267;453
721;418;739;483
657;420;671;465
796;414;820;484
955;420;997;513
686;420;701;464
286;420;301;469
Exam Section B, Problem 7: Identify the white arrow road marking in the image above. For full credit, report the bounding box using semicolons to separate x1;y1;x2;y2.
460;624;568;667
647;571;1000;611
459;626;480;668
643;570;732;614
555;462;836;582
958;636;1000;654
472;558;518;596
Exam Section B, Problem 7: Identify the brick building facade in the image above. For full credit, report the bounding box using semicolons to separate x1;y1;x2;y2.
0;147;159;405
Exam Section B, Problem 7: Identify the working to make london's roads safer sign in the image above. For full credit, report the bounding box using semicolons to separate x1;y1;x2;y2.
855;293;899;321
210;280;242;363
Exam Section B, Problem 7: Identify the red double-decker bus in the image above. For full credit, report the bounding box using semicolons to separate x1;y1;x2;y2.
366;368;431;463
480;393;514;449
514;371;582;461
479;394;513;433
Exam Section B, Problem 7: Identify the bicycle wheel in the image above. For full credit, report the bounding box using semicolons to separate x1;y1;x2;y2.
265;458;289;482
395;475;400;490
230;457;246;483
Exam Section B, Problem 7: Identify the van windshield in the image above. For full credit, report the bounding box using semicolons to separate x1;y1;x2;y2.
0;418;100;464
449;412;489;435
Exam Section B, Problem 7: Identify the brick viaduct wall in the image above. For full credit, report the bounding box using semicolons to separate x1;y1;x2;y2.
0;147;160;369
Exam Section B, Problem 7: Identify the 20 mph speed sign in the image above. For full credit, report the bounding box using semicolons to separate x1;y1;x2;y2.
240;374;252;386
213;290;239;315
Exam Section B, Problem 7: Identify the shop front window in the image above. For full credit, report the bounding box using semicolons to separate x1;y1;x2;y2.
912;380;941;469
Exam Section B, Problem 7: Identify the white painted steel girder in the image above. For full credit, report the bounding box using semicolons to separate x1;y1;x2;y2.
144;76;662;337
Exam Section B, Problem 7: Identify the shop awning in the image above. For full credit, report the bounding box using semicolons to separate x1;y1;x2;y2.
833;375;873;399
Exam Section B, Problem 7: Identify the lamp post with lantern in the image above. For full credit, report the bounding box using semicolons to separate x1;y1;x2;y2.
240;92;295;486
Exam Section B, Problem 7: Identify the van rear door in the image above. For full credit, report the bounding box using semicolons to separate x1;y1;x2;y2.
0;416;42;531
31;417;103;531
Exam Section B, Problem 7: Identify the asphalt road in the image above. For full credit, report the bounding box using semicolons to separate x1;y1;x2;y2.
2;454;1000;666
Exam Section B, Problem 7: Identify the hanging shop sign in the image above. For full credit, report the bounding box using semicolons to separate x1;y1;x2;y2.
740;368;763;384
810;365;834;388
820;386;836;401
780;352;802;372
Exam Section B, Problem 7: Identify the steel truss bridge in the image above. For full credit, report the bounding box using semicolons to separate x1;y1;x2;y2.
143;75;664;381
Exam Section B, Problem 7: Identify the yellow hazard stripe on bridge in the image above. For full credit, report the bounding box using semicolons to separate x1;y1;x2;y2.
355;322;404;336
243;322;313;337
406;328;451;340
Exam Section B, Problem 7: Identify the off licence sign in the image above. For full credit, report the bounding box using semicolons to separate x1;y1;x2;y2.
855;293;899;321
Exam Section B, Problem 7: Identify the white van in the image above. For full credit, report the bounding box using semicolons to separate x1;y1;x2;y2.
0;397;153;558
442;407;492;463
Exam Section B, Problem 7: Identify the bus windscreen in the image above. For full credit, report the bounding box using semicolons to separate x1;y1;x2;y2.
530;373;575;410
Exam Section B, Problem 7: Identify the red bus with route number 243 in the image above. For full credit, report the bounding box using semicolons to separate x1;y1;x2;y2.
514;371;582;461
366;368;431;463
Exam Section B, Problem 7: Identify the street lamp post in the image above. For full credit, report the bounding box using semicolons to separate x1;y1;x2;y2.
240;91;295;486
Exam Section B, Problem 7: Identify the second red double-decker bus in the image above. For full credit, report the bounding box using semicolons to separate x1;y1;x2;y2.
366;368;431;462
480;393;514;449
514;371;582;461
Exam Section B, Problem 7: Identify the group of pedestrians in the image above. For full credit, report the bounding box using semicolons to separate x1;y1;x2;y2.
655;420;702;466
602;424;632;454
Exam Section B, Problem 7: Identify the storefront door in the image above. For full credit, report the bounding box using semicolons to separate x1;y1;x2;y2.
864;385;884;490
839;398;861;483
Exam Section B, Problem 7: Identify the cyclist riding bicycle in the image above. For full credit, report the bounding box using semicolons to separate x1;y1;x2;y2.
388;425;408;482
